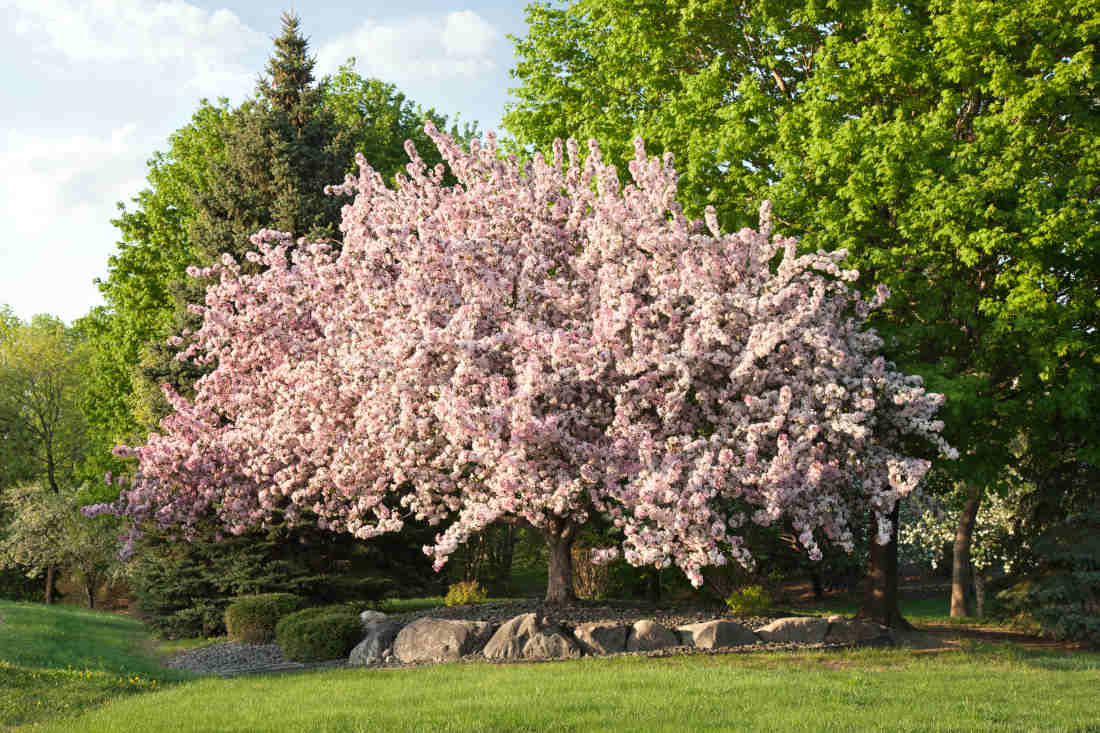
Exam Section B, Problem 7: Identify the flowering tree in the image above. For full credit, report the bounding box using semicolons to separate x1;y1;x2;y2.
90;124;954;603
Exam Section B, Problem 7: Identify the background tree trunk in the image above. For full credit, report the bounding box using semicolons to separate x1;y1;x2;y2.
857;503;912;629
951;483;982;617
973;570;986;618
544;519;578;603
44;565;55;604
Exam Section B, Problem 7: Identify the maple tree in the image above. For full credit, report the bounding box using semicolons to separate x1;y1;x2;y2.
91;126;953;602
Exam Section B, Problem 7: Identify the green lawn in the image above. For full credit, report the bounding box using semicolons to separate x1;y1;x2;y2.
0;600;193;729
21;645;1100;732
4;597;1100;732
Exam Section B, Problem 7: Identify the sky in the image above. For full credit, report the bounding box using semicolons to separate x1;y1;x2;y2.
0;0;533;323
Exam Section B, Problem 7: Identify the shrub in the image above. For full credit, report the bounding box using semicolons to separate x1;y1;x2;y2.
275;605;363;662
444;580;487;606
224;593;304;644
725;585;773;616
572;545;617;600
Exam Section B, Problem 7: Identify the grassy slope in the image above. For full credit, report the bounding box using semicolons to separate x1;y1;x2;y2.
0;600;192;729
25;646;1100;733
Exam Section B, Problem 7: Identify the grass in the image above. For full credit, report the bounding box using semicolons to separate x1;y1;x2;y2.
5;592;1099;732
20;645;1100;732
0;600;193;729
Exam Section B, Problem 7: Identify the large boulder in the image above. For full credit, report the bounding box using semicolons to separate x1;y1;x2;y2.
755;617;830;644
392;618;495;663
483;613;581;660
573;622;629;655
677;620;758;649
626;620;681;652
823;616;895;646
348;619;402;666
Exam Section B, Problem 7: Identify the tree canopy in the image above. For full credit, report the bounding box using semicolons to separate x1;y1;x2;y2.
90;125;954;602
83;12;479;485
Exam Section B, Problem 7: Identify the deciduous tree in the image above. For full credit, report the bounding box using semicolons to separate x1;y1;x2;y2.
505;0;1100;620
91;126;953;603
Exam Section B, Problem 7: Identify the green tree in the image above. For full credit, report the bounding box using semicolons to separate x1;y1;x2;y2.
0;316;91;602
85;13;477;461
506;0;1100;625
0;482;123;608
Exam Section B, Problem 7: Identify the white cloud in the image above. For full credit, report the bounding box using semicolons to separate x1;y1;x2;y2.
441;10;499;58
8;0;265;96
0;125;155;322
316;10;501;83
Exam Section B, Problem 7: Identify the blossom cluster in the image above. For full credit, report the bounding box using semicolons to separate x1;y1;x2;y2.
88;124;954;586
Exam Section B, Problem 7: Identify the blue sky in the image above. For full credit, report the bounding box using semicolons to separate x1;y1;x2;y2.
0;0;534;323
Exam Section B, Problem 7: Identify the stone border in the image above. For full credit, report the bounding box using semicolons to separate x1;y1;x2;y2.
350;611;895;666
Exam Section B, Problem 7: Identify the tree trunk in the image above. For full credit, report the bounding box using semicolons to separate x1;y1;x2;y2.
856;503;912;629
544;519;578;604
44;565;55;605
950;483;982;618
811;570;825;601
973;569;986;618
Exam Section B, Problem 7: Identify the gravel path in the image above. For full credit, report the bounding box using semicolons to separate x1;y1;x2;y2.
160;599;826;677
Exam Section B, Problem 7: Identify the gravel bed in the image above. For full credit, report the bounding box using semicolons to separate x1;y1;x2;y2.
160;599;817;677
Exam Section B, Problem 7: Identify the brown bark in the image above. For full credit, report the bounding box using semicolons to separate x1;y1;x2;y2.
856;503;912;629
45;565;55;605
544;519;578;604
950;483;982;618
974;570;986;618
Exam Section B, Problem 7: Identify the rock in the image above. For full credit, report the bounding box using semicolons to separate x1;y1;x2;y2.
824;618;895;646
573;622;629;655
677;620;758;649
626;620;681;652
392;618;495;663
483;613;581;660
755;617;830;644
360;610;388;631
348;619;402;666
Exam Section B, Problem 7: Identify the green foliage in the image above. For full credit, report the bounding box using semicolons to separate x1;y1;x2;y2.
506;0;1100;501
223;593;304;644
725;585;773;616
443;580;488;607
275;605;362;662
997;507;1100;645
125;522;429;639
0;483;123;607
0;316;90;492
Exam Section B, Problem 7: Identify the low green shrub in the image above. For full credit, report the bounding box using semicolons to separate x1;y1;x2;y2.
725;585;773;616
224;593;304;644
444;580;487;606
275;605;362;662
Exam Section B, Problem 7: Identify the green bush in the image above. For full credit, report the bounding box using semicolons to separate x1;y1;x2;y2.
725;585;773;616
224;593;304;644
275;605;362;662
444;580;487;606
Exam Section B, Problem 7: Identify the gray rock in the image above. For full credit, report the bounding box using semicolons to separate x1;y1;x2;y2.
677;620;758;649
483;613;581;660
360;610;388;631
573;622;629;655
824;618;895;646
393;618;495;663
348;619;402;666
626;619;680;652
755;617;830;644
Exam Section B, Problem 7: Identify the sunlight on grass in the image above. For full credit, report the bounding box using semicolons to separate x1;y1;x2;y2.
25;647;1100;733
